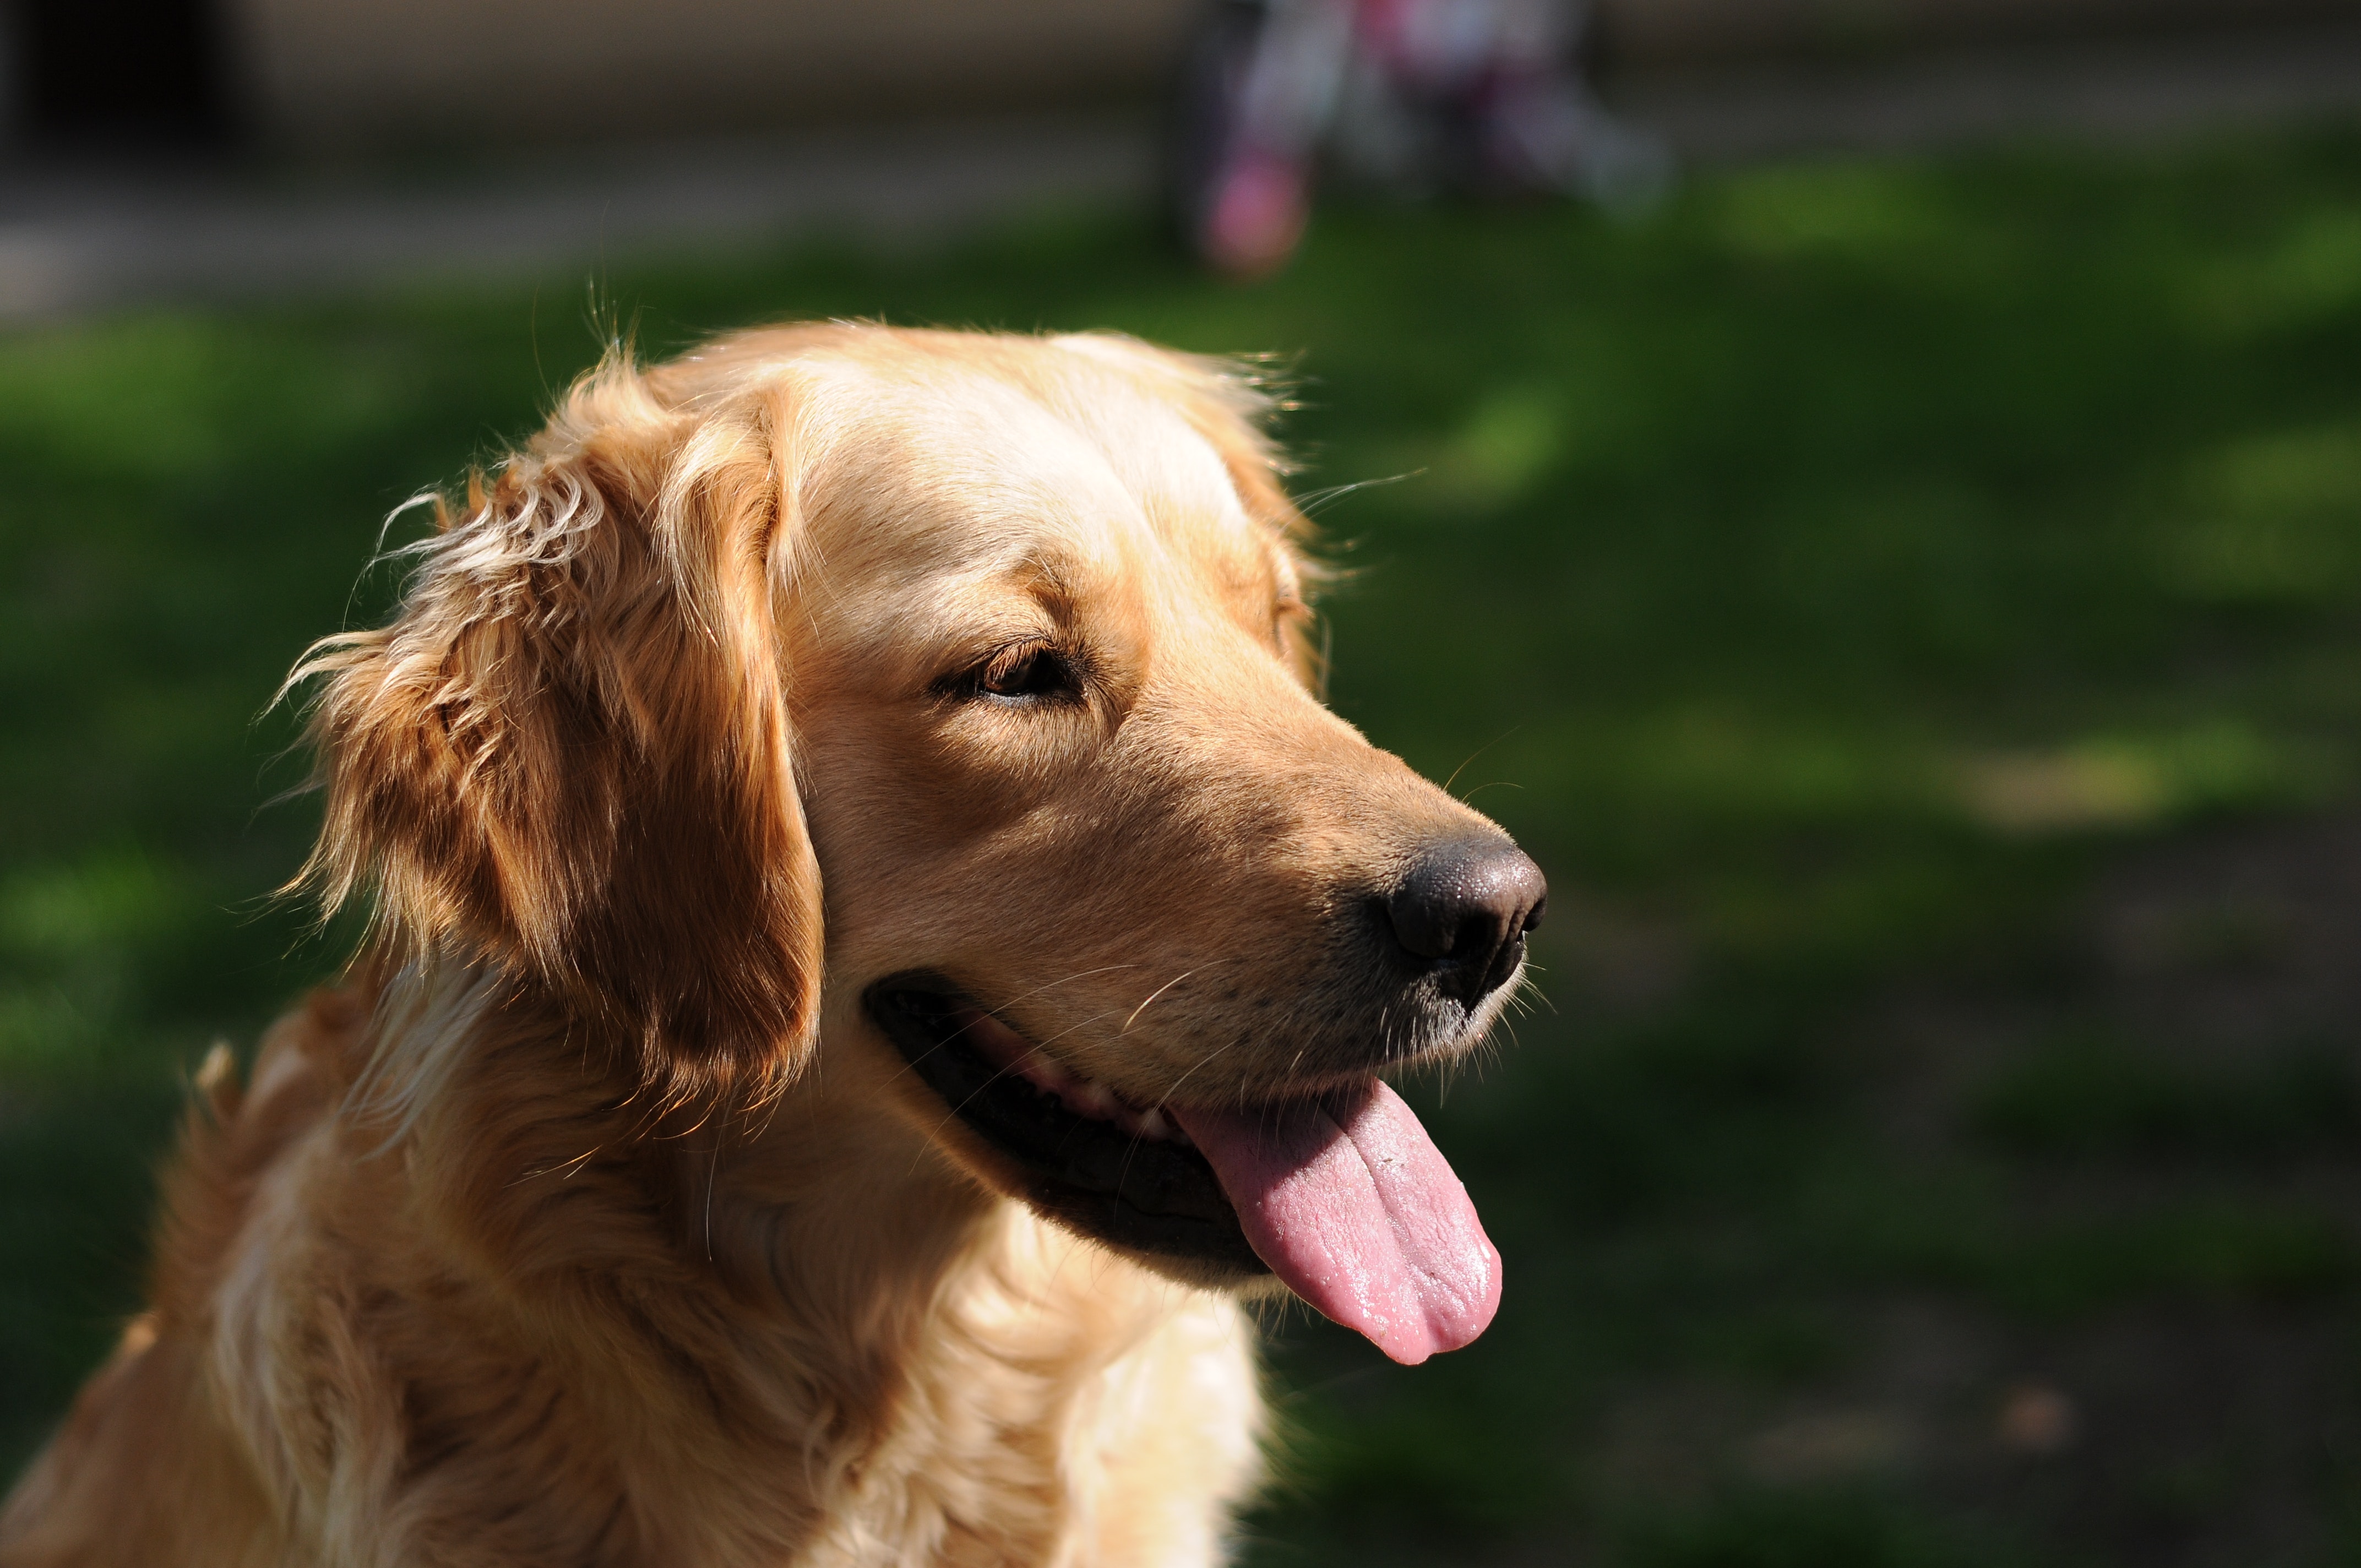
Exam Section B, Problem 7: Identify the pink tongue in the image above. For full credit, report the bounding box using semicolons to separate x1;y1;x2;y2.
1169;1081;1501;1365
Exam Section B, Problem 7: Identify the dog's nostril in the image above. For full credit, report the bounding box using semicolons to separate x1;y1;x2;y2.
1384;838;1548;1005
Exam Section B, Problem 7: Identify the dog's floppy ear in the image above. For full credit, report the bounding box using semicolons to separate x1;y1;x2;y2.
293;357;820;1098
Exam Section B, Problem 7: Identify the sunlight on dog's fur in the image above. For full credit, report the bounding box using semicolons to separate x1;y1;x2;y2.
0;324;1544;1567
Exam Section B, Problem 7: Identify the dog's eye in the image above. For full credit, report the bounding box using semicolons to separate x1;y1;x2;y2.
970;642;1078;705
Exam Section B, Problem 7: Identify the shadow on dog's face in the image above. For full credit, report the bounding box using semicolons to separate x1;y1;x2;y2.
305;325;1541;1364
771;334;1545;1359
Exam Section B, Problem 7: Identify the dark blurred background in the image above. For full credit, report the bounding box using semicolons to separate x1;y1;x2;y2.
7;3;2361;1564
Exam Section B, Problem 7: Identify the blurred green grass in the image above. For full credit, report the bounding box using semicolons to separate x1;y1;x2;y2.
8;127;2361;1564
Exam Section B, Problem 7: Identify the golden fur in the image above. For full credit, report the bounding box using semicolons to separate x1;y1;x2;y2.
0;324;1520;1566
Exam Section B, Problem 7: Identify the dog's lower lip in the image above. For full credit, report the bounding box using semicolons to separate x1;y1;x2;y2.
863;976;1269;1277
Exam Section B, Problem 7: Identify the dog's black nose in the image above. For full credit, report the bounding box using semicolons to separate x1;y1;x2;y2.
1384;839;1547;1006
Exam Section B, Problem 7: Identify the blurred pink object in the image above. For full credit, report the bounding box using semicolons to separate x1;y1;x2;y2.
1204;149;1313;276
1168;0;1670;277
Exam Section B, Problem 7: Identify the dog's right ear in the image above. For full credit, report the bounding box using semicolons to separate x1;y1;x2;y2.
291;360;823;1101
1051;332;1324;685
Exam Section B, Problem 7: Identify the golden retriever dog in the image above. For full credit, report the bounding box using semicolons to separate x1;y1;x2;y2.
0;323;1545;1567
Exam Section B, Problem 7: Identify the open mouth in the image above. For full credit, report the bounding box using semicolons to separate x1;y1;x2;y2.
866;978;1265;1277
865;972;1504;1365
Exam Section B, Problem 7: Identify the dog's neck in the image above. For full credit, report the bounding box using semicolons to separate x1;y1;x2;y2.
312;958;1255;1564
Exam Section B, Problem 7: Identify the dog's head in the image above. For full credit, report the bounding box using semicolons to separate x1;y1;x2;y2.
302;324;1543;1364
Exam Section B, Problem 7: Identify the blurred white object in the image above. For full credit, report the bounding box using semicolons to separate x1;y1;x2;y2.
1167;0;1672;275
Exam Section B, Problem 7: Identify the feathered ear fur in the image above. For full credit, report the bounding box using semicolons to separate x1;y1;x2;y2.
1049;332;1324;684
292;356;821;1099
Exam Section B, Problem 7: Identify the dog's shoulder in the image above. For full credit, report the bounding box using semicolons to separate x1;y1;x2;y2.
0;988;361;1566
151;986;362;1324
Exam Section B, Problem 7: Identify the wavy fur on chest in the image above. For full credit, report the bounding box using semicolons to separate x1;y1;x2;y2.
2;976;1260;1567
